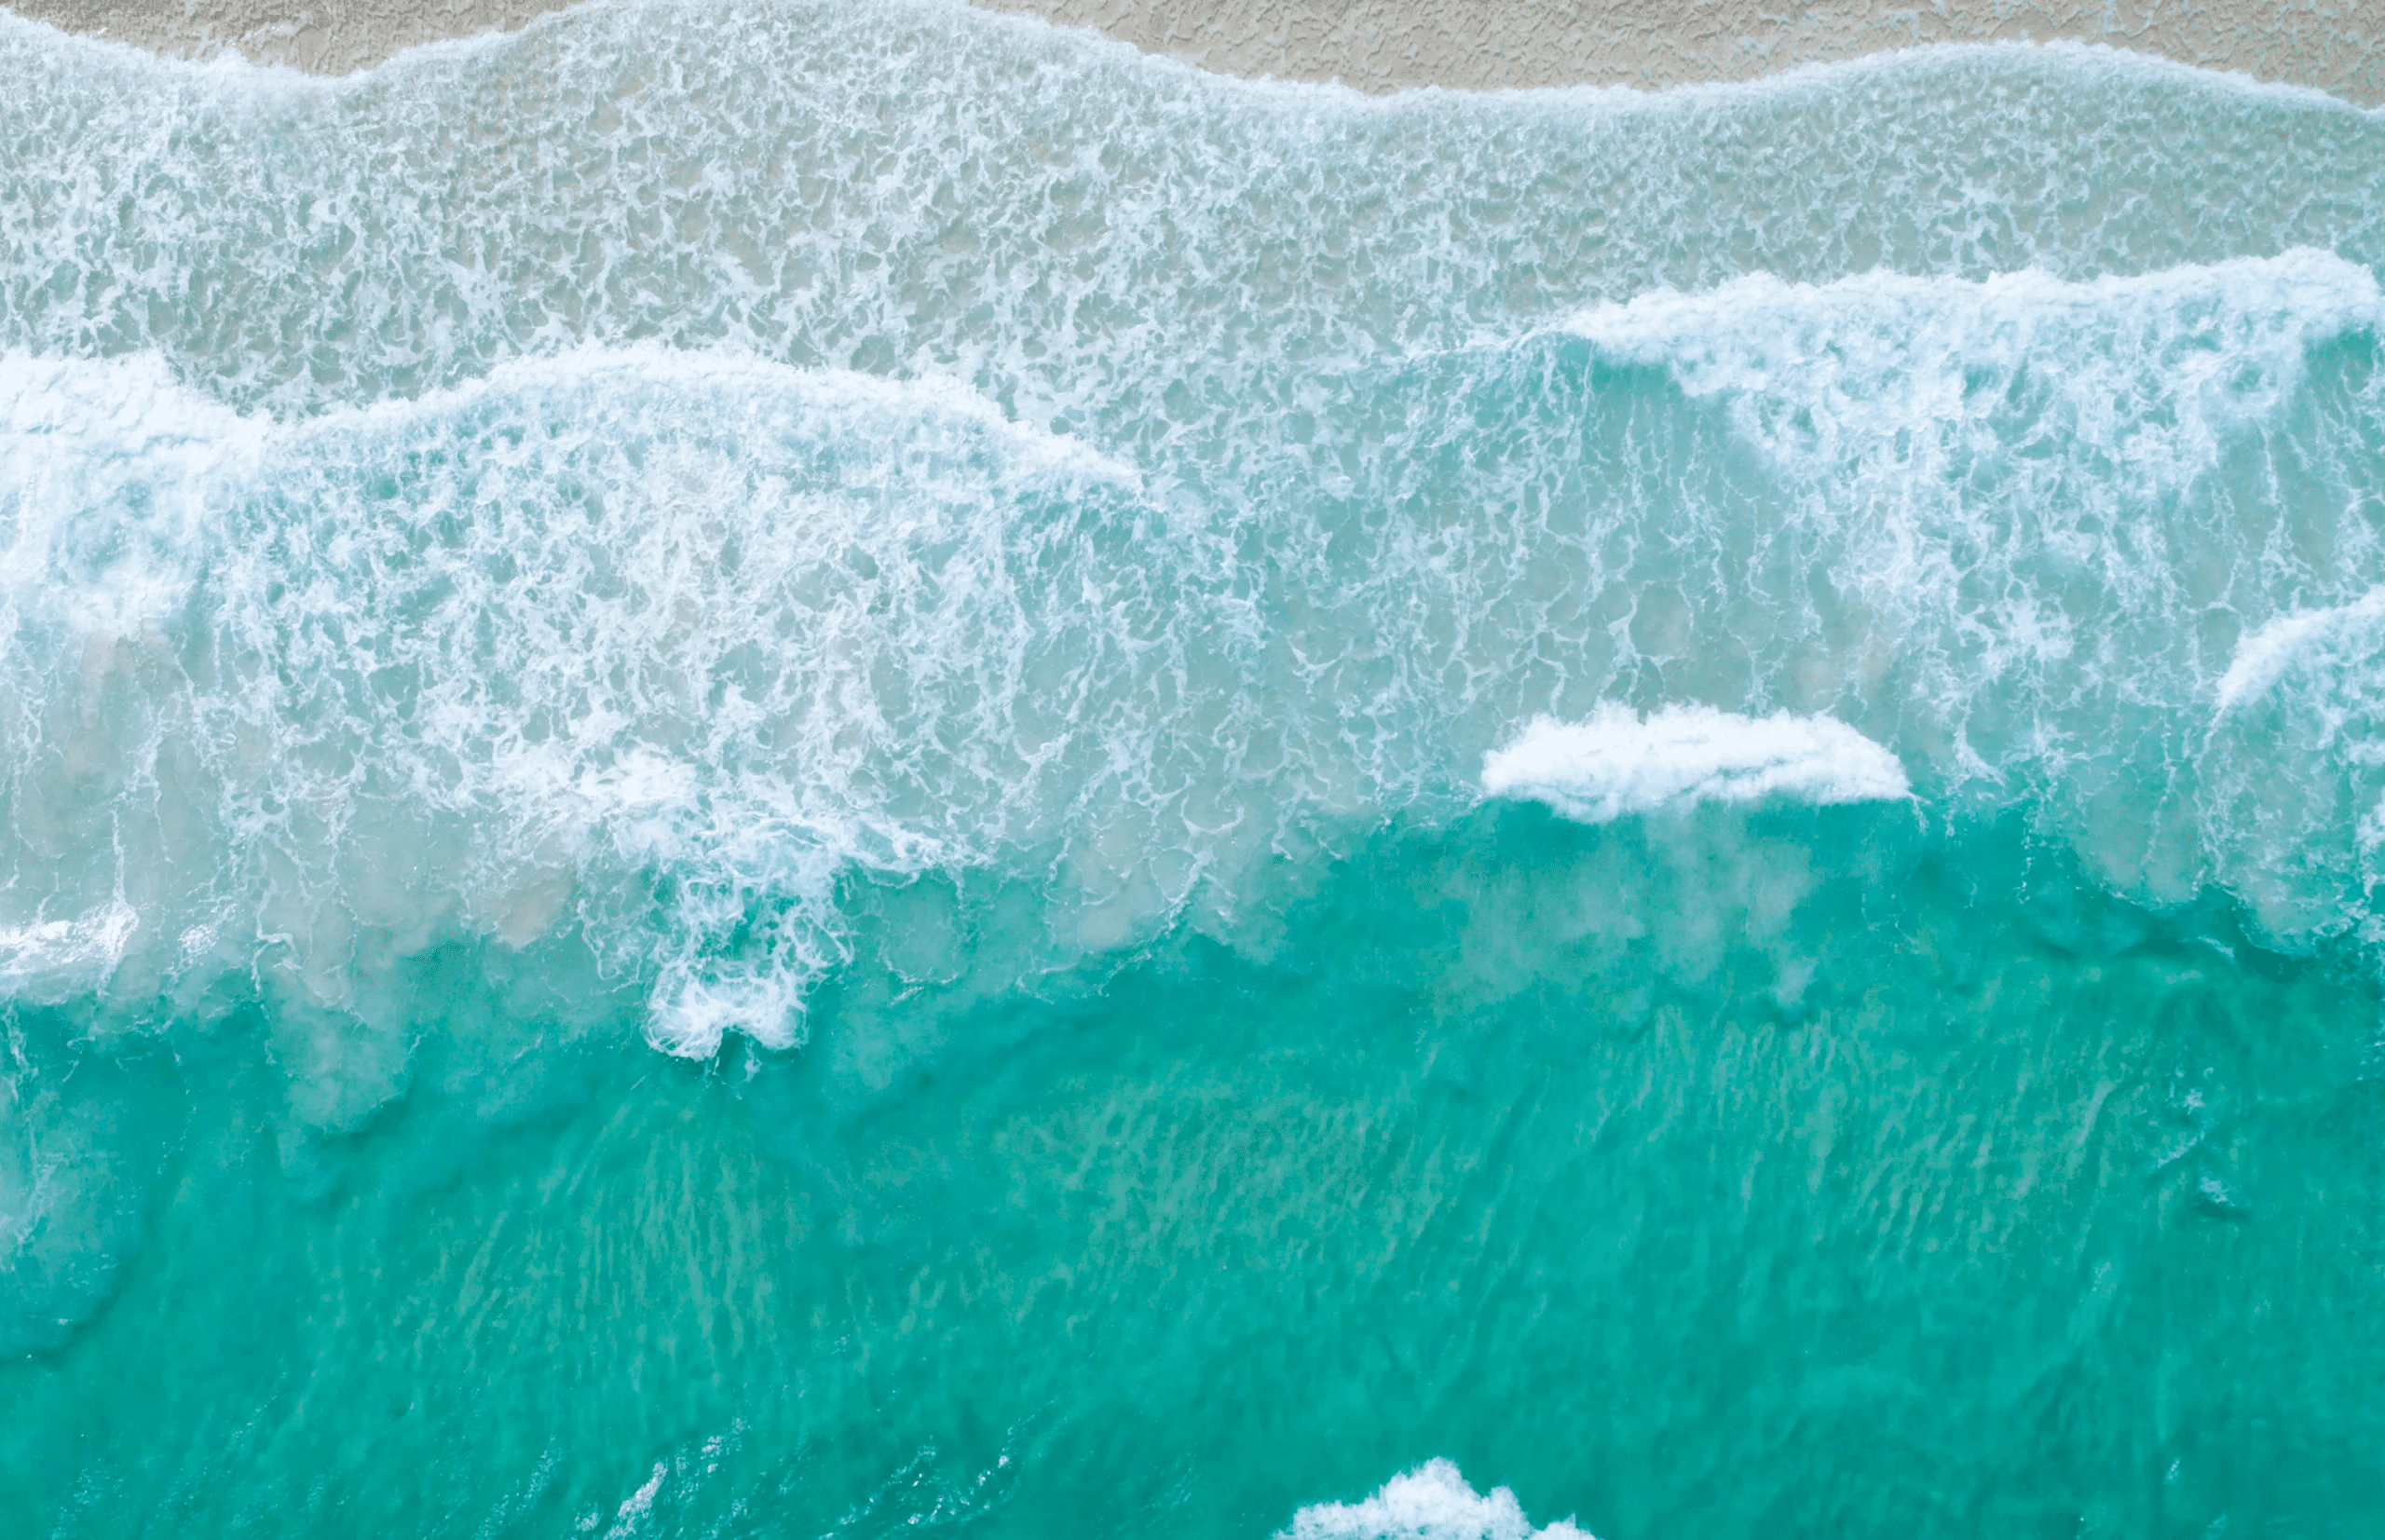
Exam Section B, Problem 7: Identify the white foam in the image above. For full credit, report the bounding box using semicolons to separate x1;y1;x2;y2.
1483;706;1911;825
0;342;1173;1058
2215;587;2385;711
1561;250;2382;493
2199;585;2385;938
1282;1461;1595;1540
5;0;2376;431
599;1461;667;1538
0;901;137;1002
1568;250;2381;360
293;343;1144;490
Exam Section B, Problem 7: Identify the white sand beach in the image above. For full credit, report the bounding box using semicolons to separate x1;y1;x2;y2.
7;0;2380;101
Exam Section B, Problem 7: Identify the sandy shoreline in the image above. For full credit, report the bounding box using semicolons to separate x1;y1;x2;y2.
3;0;2381;101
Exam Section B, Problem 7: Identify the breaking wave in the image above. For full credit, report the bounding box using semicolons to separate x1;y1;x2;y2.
1482;706;1910;823
1283;1463;1594;1540
8;238;2382;1070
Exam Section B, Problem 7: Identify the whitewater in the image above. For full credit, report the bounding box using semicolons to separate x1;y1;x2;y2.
3;0;2384;1534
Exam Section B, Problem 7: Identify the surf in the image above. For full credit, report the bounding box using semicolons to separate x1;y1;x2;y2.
2;0;2383;1534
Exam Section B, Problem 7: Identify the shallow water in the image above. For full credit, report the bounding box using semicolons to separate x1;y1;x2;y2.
2;3;2383;1534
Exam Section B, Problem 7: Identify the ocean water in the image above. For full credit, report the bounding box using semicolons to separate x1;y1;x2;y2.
3;0;2384;1533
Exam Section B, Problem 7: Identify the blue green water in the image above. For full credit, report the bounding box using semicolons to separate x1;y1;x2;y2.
3;2;2385;1533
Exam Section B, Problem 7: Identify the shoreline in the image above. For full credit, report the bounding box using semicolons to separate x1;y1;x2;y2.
3;0;2379;102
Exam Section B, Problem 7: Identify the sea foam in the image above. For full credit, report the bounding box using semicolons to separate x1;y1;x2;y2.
0;901;138;1003
1283;1462;1594;1540
2215;586;2385;711
6;247;2384;1061
1481;707;1911;824
1560;250;2383;495
1;345;1157;1059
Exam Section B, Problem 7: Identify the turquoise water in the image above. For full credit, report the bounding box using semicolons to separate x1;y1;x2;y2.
3;2;2384;1533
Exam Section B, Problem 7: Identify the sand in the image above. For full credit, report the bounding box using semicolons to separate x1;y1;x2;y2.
1;0;2379;100
982;0;2385;102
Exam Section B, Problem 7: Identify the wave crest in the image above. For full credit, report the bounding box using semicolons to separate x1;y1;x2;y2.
1482;706;1910;824
1283;1462;1594;1540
